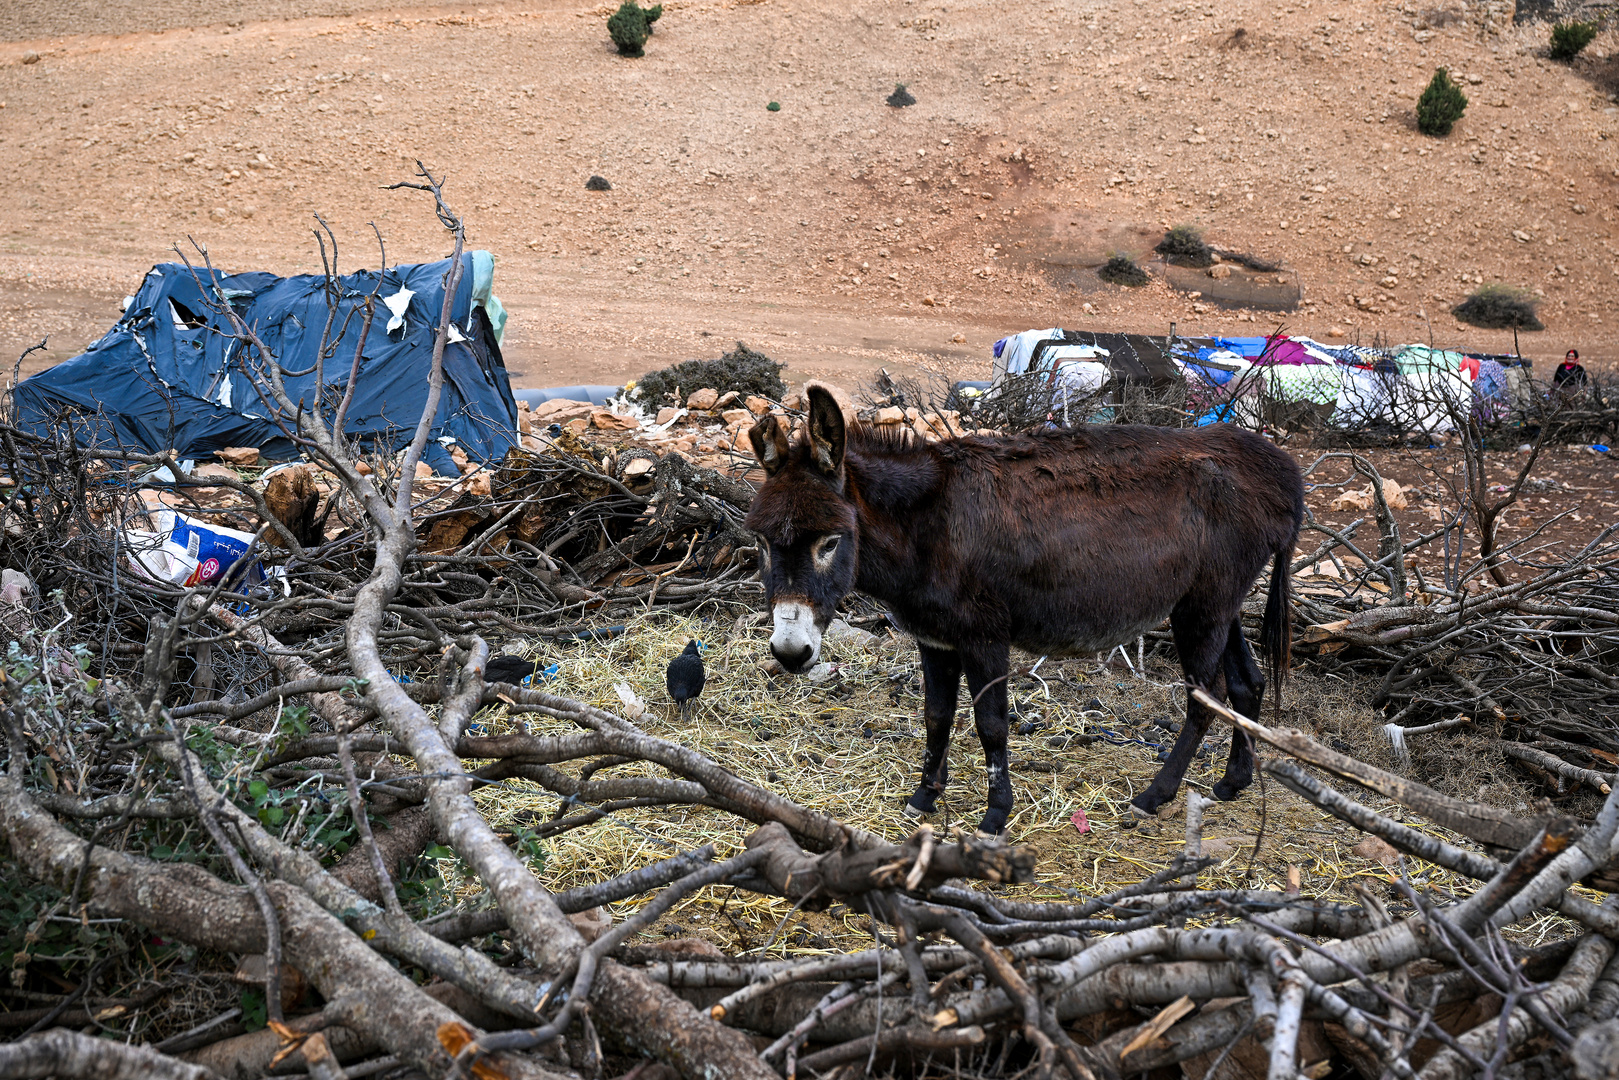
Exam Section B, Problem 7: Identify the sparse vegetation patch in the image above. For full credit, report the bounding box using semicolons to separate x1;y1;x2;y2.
607;1;662;56
1416;67;1467;136
1452;284;1544;330
1098;254;1150;287
634;341;786;406
1156;224;1214;268
1550;20;1598;61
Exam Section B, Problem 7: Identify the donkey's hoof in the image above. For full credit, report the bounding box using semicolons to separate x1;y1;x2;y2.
1128;793;1163;817
906;786;941;817
1212;778;1248;801
973;810;1009;841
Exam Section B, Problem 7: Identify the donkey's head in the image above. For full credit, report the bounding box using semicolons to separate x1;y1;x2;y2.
744;383;859;673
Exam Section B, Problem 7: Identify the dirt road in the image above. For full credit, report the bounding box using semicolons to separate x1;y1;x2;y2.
2;0;1615;390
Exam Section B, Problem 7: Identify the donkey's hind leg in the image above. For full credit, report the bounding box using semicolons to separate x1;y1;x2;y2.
1132;606;1231;816
905;644;962;818
1214;619;1266;800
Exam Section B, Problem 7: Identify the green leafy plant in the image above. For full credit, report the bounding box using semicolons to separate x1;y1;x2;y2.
608;1;662;56
1155;224;1213;268
506;825;549;868
1416;68;1467;137
1098;254;1150;287
1452;284;1544;330
886;84;916;108
240;988;267;1032
1550;20;1598;61
766;101;781;112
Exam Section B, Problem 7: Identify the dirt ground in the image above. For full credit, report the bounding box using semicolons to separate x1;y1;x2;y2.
3;0;1618;394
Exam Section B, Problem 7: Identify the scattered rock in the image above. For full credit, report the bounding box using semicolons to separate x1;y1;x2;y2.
1208;263;1234;279
635;937;726;959
922;295;937;306
190;462;239;483
714;390;741;409
824;618;879;651
745;395;771;415
585;174;612;191
21;51;40;65
532;398;596;423
1330;488;1372;512
415;461;435;480
1352;836;1401;868
568;905;613;942
720;408;752;427
214;446;260;467
873;406;905;424
686;387;719;410
1201;835;1259;858
590;408;639;431
1327;325;1348;338
950;332;966;343
210;206;229;221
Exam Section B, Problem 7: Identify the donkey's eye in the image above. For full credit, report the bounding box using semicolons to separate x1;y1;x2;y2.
812;534;841;571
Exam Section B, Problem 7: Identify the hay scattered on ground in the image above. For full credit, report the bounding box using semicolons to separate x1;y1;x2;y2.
443;615;1583;955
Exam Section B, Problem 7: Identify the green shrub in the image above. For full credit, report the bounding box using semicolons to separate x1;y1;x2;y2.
1416;68;1467;137
886;84;917;108
1098;254;1150;287
1155;224;1213;268
608;1;661;56
1452;284;1544;331
1550;20;1598;61
634;342;786;407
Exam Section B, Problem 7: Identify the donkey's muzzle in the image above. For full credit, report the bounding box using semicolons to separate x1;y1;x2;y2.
771;641;817;673
768;599;822;674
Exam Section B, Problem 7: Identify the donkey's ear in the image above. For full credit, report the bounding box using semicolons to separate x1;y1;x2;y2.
805;384;847;477
748;414;791;475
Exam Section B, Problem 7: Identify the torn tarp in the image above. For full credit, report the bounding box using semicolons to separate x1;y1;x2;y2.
14;253;518;475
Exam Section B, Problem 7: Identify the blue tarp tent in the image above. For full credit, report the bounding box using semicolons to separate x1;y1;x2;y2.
14;252;518;475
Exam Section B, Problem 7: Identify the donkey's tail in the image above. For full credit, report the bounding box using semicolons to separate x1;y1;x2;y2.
1258;547;1292;720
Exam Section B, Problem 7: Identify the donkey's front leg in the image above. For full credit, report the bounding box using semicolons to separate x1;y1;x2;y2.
905;644;961;818
963;643;1013;840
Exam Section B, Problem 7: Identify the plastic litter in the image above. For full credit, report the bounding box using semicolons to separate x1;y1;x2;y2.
125;510;265;589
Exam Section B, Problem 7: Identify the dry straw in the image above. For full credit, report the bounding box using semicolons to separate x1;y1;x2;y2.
439;613;1582;954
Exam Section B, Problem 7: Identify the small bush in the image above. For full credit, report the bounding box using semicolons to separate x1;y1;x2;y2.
1156;224;1213;268
1550;20;1598;61
1416;67;1467;136
1098;254;1150;287
766;101;781;112
635;342;786;407
886;84;917;108
608;1;661;56
1452;284;1544;331
585;175;612;191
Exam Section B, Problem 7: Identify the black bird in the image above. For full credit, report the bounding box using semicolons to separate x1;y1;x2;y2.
666;640;705;719
486;654;545;686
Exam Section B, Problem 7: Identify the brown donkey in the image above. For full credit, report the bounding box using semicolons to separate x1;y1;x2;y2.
746;383;1304;838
